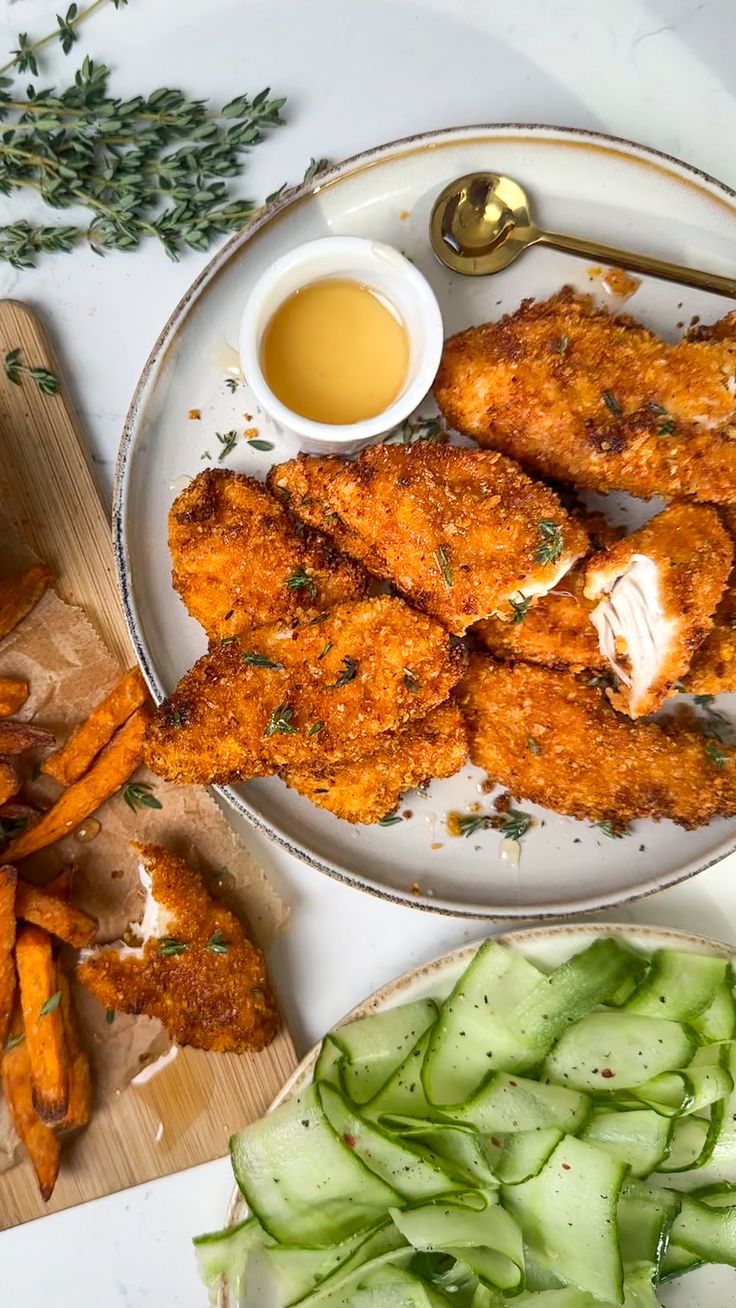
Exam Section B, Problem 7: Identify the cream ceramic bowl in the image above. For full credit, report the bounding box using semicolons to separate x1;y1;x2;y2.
238;235;444;455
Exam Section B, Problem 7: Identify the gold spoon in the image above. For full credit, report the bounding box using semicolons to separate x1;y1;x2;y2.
429;172;736;297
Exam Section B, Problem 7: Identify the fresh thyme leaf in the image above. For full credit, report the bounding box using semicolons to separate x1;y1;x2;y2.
105;1008;115;1024
456;813;493;837
224;377;239;392
554;335;569;355
500;809;532;841
170;707;188;730
317;642;332;660
220;636;237;646
647;403;668;415
695;694;716;708
302;157;332;184
535;520;564;566
159;937;188;957
694;693;733;743
4;1032;24;1051
206;930;229;955
216;430;239;461
39;990;61;1017
308;720;324;736
403;667;420;691
242;651;284;669
11;34;39;78
200;449;212;461
378;811;403;826
4;348;59;394
247;438;274;451
123;781;162;812
602;390;622;416
309;611;329;625
264;702;296;736
326;656;357;689
596;820;627;838
509;593;531;624
435;544;453;587
57;4;80;56
527;736;541;755
286;565;317;600
391;415;445;445
705;739;727;770
658;419;676;436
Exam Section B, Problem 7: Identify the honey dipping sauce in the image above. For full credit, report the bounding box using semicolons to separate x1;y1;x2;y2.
261;277;409;424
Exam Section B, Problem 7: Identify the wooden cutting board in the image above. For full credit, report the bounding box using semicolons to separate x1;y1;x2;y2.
0;300;297;1227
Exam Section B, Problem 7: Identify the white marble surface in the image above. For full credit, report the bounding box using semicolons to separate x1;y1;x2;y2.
2;0;736;1301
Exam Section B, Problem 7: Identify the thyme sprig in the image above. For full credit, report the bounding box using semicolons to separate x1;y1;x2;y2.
0;48;286;267
4;348;59;394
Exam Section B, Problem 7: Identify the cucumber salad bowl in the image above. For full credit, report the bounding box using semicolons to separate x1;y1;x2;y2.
194;925;736;1308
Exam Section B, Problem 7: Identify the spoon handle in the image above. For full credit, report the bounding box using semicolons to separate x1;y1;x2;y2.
539;229;736;299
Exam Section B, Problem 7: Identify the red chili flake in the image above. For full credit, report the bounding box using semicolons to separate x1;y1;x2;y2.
561;1163;571;1171
600;1068;615;1079
490;1136;501;1147
343;1133;357;1148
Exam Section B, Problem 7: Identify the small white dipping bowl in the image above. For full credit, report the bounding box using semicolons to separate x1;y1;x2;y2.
239;235;444;456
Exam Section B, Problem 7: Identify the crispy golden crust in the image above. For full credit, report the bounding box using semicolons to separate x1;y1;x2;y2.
169;468;368;639
281;702;468;824
434;288;736;503
268;443;588;635
144;597;467;785
475;513;619;672
684;577;736;694
77;843;278;1053
584;504;733;715
458;656;736;829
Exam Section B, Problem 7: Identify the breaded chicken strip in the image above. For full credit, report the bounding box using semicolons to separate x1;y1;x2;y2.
475;513;620;672
458;657;736;829
267;443;588;635
281;701;467;824
682;502;736;694
144;597;466;785
169;469;367;639
434;289;736;503
584;504;732;717
77;843;278;1053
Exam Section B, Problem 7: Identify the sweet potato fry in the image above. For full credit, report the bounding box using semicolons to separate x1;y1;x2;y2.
0;564;52;641
1;1006;60;1200
0;865;16;1048
0;759;20;807
0;721;54;755
0;678;28;717
43;667;149;786
41;866;73;900
56;966;91;1131
15;880;97;948
15;923;69;1122
4;705;151;862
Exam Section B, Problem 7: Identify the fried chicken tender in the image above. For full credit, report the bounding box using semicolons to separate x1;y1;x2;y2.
144;597;467;785
267;443;588;635
434;288;736;503
458;657;736;829
475;513;620;672
169;468;367;639
281;702;468;823
584;504;732;717
77;843;278;1053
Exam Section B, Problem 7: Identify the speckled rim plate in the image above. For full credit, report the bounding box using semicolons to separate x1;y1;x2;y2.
114;122;736;920
220;921;736;1308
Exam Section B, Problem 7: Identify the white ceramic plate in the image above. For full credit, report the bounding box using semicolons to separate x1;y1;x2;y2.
223;922;736;1307
115;124;736;919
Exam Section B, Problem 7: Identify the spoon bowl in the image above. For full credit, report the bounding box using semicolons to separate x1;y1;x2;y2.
429;170;736;296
